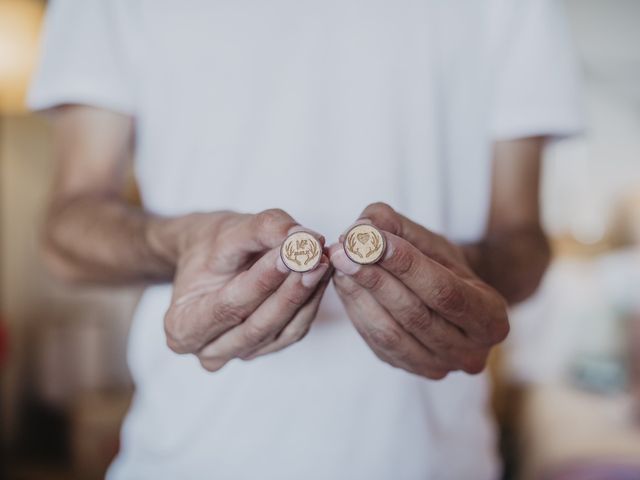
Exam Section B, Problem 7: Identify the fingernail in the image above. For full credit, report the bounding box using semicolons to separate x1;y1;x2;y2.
330;249;360;275
276;255;290;274
302;263;329;288
384;241;394;260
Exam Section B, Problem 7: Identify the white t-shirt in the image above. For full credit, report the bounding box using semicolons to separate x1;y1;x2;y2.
30;1;582;479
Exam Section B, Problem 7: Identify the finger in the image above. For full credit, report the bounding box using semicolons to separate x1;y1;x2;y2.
332;233;506;346
329;244;477;367
333;272;450;379
381;233;509;344
166;246;290;353
198;257;330;366
245;266;333;358
381;234;482;332
330;243;489;373
166;223;327;354
220;209;324;259
354;202;470;275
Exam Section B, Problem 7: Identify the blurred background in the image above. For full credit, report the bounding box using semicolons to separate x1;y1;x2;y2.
0;0;639;479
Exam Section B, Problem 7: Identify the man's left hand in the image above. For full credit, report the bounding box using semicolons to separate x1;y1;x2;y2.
329;203;509;379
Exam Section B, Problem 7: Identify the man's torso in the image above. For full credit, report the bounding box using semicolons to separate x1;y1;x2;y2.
109;1;506;478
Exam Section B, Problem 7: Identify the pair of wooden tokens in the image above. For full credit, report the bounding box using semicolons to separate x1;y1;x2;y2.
279;224;386;273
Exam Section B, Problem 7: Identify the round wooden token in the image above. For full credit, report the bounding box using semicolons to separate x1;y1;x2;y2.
343;224;386;265
280;231;322;272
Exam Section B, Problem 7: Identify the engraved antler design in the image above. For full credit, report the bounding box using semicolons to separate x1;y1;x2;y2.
283;239;319;267
346;232;363;259
365;232;381;258
346;230;382;260
304;240;319;265
284;241;301;266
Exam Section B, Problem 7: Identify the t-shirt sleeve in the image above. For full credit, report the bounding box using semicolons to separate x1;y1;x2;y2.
28;0;136;115
490;0;584;140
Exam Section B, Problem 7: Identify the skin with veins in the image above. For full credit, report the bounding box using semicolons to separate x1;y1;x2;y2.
43;105;548;377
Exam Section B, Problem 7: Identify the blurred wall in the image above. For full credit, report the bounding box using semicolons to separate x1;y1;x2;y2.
0;115;139;442
544;0;640;243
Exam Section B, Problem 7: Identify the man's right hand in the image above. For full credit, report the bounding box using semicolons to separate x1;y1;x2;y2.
153;209;331;371
44;108;329;371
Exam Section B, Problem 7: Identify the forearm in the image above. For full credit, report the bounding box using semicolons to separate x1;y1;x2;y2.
43;195;186;285
462;226;551;305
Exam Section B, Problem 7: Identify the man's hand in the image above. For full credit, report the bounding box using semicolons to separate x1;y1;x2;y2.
156;209;331;371
329;203;509;379
44;108;333;372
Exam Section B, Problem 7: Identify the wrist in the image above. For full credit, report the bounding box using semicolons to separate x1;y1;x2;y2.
144;214;194;271
145;211;234;269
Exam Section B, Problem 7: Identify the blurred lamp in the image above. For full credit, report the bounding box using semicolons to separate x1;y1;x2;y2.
0;0;44;114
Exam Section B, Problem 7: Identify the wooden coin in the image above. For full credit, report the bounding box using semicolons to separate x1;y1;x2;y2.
343;224;386;265
280;231;322;272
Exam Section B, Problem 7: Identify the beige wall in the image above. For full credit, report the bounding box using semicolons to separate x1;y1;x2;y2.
1;115;139;441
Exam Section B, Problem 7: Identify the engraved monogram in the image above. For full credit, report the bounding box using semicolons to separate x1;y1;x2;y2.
346;229;382;260
283;237;319;267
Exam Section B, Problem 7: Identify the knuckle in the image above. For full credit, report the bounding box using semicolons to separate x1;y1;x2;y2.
365;202;395;215
490;314;510;344
369;325;402;351
388;343;413;364
431;283;467;317
369;348;401;370
164;308;196;354
414;363;449;380
256;208;290;233
198;356;226;372
399;303;432;333
461;355;487;375
388;244;416;277
281;324;310;344
212;300;244;329
365;202;395;219
358;269;386;292
282;288;308;309
477;308;510;346
238;350;258;361
333;276;362;299
424;369;449;380
242;322;273;345
429;332;454;353
363;202;401;233
165;335;189;355
254;272;279;296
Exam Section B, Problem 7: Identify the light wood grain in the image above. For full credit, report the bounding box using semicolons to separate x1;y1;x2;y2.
280;231;321;272
343;224;386;265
